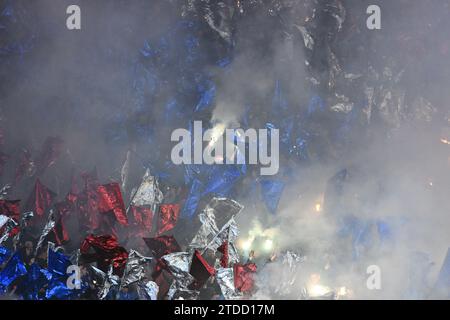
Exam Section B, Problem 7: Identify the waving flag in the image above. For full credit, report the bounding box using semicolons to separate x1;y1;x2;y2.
97;182;128;226
157;204;180;236
26;179;56;218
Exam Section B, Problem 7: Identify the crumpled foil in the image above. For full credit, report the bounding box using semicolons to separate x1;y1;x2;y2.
161;251;196;299
0;184;11;199
131;169;163;207
215;267;242;300
167;281;199;300
95;265;120;300
0;215;8;229
203;217;240;265
189;197;242;251
137;280;159;300
121;249;152;286
34;210;56;256
0;217;17;245
274;251;306;296
295;25;314;50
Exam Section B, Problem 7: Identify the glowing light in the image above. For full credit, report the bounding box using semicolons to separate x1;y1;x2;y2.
315;203;322;212
262;239;274;252
308;284;332;297
239;238;253;251
441;138;450;145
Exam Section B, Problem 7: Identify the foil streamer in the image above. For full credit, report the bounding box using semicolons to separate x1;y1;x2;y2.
80;234;128;274
120;249;152;286
96;265;120;300
0;245;12;265
274;251;306;296
47;242;71;277
35;136;63;175
189;205;219;250
0;218;18;245
161;251;192;276
137;280;159;300
157;204;180;236
167;283;199;300
0;252;27;292
180;178;204;219
234;263;257;294
17;263;52;300
34;210;56;256
26;179;56;218
215;267;241;300
162;251;195;299
260;179;285;214
131;169;163;208
189;250;215;289
15;148;35;183
121;150;131;193
97;182;128;226
131;205;153;232
0;184;11;199
143;235;181;259
0;199;21;220
331;94;354;114
0;215;8;229
295;25;314;50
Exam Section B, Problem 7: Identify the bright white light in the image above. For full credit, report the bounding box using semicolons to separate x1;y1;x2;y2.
239;238;253;251
262;239;274;252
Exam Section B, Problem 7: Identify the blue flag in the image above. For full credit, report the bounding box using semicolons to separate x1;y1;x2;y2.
260;179;285;214
0;252;27;293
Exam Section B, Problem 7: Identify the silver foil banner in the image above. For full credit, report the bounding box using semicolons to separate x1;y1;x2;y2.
120;249;152;287
215;267;242;300
34;210;56;256
137;280;159;300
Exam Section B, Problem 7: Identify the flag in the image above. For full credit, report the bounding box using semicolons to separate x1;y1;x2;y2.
15;148;34;183
157;204;180;236
0;252;27;292
260;179;284;214
0;199;20;221
35;136;63;175
180;179;204;219
80;234;128;274
131;205;153;231
47;244;72;277
143;235;181;259
97;183;128;226
189;250;215;289
233;263;257;294
218;241;229;268
26;179;56;218
17;263;52;300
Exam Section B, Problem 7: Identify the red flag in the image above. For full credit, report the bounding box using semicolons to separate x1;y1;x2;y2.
96;183;128;226
26;179;56;217
80;234;128;274
156;204;180;236
189;250;216;289
0;199;20;221
233;263;257;294
218;241;229;268
50;213;70;246
131;205;153;231
143;235;181;259
15;148;34;183
36;136;63;175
